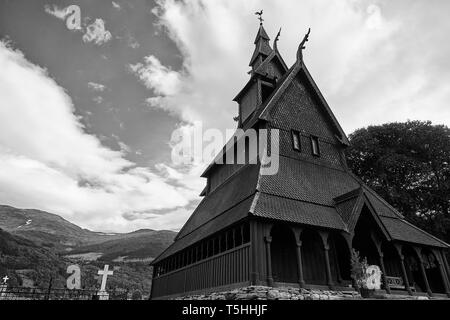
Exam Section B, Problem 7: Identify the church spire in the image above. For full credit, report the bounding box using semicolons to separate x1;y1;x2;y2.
249;10;272;69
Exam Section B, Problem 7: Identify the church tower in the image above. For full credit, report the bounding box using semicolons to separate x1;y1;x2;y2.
150;16;450;299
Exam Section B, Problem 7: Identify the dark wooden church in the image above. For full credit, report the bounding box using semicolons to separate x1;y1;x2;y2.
150;20;450;299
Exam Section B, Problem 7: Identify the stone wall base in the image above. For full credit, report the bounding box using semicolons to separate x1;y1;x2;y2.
175;286;361;300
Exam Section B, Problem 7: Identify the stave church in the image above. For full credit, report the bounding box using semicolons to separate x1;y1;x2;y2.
150;17;450;299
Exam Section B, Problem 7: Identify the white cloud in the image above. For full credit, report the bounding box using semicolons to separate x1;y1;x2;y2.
118;141;131;154
112;1;121;10
0;42;199;232
130;56;181;96
127;1;450;233
44;4;68;20
142;0;450;137
88;81;106;92
7;0;450;233
82;19;113;46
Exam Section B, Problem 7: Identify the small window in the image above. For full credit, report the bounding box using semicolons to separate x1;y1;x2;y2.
261;84;274;103
311;136;320;156
291;130;301;151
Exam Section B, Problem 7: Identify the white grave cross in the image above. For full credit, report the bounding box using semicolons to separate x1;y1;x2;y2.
2;275;9;284
98;265;113;292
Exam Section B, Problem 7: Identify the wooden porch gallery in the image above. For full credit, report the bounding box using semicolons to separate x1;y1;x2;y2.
149;17;450;299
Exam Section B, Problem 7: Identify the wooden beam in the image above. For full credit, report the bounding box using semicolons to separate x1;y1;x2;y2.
370;232;391;294
393;243;413;296
440;250;450;289
292;227;305;288
264;235;274;287
414;247;432;296
318;230;334;289
249;220;259;285
432;249;450;297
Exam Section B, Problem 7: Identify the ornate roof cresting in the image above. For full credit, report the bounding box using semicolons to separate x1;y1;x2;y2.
296;28;311;62
273;27;281;51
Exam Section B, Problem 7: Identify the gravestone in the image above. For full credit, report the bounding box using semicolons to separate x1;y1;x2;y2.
0;275;9;298
97;265;113;300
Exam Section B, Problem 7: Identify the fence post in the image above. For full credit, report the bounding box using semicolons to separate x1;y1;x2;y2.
45;277;53;300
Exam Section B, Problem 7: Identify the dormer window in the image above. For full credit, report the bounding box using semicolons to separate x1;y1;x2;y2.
311;136;320;156
261;83;274;103
291;130;301;151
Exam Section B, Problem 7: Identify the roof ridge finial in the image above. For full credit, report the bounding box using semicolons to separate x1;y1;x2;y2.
273;27;281;50
255;10;263;25
296;27;311;62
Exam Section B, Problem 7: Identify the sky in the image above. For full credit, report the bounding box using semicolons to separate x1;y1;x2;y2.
0;0;449;232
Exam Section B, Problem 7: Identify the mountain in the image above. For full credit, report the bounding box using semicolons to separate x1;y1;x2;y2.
0;205;177;296
67;230;176;262
0;227;69;288
0;205;176;261
0;205;95;249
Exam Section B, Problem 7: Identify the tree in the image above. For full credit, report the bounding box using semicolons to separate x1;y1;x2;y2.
346;120;450;243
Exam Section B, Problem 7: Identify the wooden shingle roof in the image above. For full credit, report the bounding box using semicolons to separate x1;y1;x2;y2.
150;28;448;265
176;164;260;240
153;156;448;265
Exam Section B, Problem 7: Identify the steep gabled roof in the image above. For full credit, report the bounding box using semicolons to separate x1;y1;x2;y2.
333;183;449;248
258;156;360;206
253;46;288;78
152;164;260;264
334;188;364;231
176;164;260;240
248;59;350;145
380;216;449;248
233;43;289;103
152;195;255;264
249;24;272;67
151;26;449;267
153;159;448;265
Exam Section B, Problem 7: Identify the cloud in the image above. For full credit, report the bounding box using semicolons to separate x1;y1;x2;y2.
7;0;450;233
0;41;199;232
112;1;121;10
44;4;68;20
88;81;107;92
82;19;113;45
142;0;450;137
127;1;450;233
130;55;181;97
118;141;131;154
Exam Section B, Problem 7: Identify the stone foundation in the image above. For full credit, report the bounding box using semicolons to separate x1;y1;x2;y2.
175;286;361;300
173;286;450;300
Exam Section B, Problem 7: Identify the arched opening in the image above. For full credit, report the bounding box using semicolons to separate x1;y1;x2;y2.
329;233;351;284
270;224;298;283
422;249;445;294
352;206;380;266
403;246;426;293
382;242;402;278
301;229;327;285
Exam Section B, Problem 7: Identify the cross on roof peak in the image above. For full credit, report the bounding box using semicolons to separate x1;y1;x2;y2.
2;275;9;284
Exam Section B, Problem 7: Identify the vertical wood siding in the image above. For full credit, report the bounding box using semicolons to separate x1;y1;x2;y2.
151;244;250;298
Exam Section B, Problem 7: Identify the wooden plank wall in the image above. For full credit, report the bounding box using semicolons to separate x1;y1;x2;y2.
152;244;250;298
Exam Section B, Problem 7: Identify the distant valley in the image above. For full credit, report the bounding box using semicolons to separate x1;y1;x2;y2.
0;205;176;296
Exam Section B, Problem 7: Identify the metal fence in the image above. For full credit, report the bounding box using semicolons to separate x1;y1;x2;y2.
0;286;129;300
